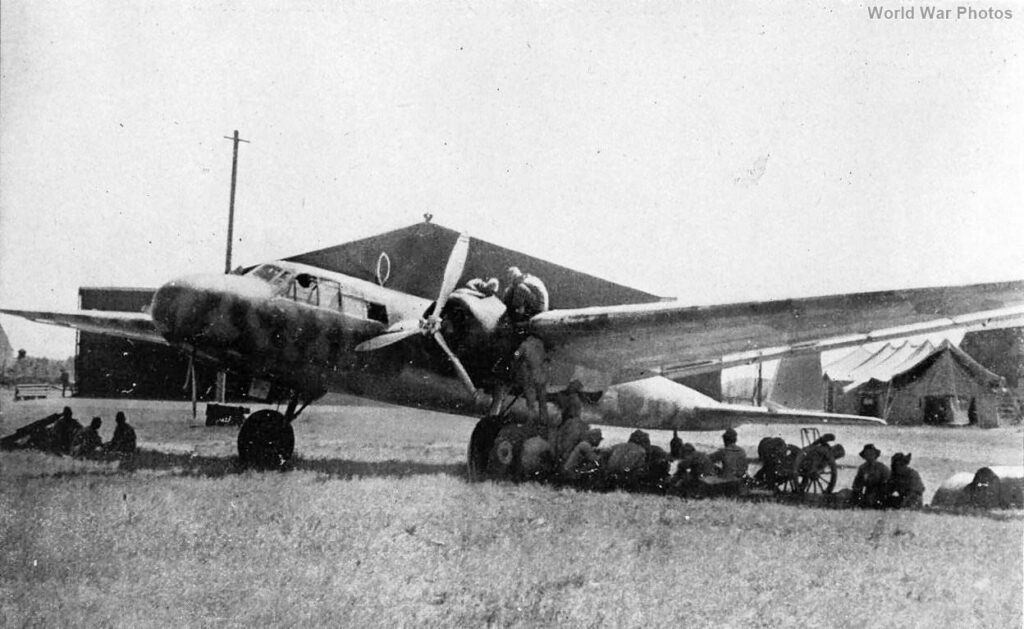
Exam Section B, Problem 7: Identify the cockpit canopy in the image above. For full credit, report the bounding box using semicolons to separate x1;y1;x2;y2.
245;263;387;323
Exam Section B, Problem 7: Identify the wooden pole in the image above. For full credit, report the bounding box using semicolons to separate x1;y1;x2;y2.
223;130;249;274
218;130;249;404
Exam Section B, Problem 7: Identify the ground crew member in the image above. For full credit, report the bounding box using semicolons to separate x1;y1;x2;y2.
850;443;890;509
551;380;585;424
51;406;83;455
709;427;749;480
604;430;652;489
515;336;549;427
550;380;588;458
71;417;103;458
466;277;500;297
669;429;683;459
105;411;137;457
503;266;550;322
885;452;924;509
672;443;716;489
560;428;604;482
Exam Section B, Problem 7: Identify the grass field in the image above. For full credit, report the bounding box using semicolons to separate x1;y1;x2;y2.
2;393;1022;627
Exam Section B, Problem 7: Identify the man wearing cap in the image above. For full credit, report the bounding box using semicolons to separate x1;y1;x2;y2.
850;443;890;509
502;266;550;322
885;452;924;509
709;427;749;480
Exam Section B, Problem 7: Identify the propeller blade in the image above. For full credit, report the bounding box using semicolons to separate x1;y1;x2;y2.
354;320;420;351
433;331;476;395
434;233;470;316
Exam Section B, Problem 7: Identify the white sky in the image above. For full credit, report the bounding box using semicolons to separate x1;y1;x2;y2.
1;1;1022;358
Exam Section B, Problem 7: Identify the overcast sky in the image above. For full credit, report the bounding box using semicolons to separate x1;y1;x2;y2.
1;1;1021;358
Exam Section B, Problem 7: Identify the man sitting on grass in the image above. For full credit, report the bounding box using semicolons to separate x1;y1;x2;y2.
850;443;890;509
71;417;103;458
709;428;748;480
104;411;137;457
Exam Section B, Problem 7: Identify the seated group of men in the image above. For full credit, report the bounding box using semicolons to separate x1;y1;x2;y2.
511;388;754;494
669;428;751;497
16;406;137;459
511;381;670;490
846;444;925;509
509;387;928;510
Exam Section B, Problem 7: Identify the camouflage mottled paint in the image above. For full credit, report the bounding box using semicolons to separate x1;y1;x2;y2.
151;272;393;398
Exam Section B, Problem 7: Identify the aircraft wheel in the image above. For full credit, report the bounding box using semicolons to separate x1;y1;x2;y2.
794;447;837;495
467;415;504;482
237;409;295;471
487;424;541;481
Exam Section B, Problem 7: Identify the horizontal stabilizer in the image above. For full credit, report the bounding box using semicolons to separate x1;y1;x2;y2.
587;377;885;431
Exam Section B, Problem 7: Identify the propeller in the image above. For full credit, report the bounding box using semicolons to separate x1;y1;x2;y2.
355;233;476;394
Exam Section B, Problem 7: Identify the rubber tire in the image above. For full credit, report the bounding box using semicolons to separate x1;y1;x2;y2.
467;415;504;482
487;424;543;481
237;409;295;471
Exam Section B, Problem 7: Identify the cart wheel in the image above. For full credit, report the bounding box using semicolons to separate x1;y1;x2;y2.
793;447;837;495
770;445;803;494
774;475;801;494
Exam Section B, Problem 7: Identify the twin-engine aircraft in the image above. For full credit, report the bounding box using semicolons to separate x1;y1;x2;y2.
4;233;1024;476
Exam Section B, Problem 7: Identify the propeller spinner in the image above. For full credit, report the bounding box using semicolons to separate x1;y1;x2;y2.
355;233;477;394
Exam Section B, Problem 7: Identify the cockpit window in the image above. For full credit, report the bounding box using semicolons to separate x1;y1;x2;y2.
288;273;319;305
248;264;292;288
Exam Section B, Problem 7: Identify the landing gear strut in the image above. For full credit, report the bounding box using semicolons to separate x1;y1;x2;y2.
237;392;309;471
467;415;505;482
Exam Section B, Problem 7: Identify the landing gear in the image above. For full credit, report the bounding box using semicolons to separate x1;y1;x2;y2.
237;409;295;470
467;415;504;482
237;390;310;471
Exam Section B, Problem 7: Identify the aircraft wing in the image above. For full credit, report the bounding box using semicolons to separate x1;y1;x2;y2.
0;309;167;346
529;280;1024;379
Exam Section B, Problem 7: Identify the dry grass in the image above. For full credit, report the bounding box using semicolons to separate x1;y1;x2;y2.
2;394;1022;628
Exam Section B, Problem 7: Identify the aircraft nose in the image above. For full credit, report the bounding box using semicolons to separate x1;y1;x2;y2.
151;273;271;344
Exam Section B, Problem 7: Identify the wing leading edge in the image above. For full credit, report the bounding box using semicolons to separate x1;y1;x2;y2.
529;280;1024;379
0;309;166;346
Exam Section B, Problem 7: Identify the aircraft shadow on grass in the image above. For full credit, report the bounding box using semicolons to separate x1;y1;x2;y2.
132;449;467;479
23;448;466;481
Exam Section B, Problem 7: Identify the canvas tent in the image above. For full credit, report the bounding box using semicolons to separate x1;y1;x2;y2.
823;340;1006;426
